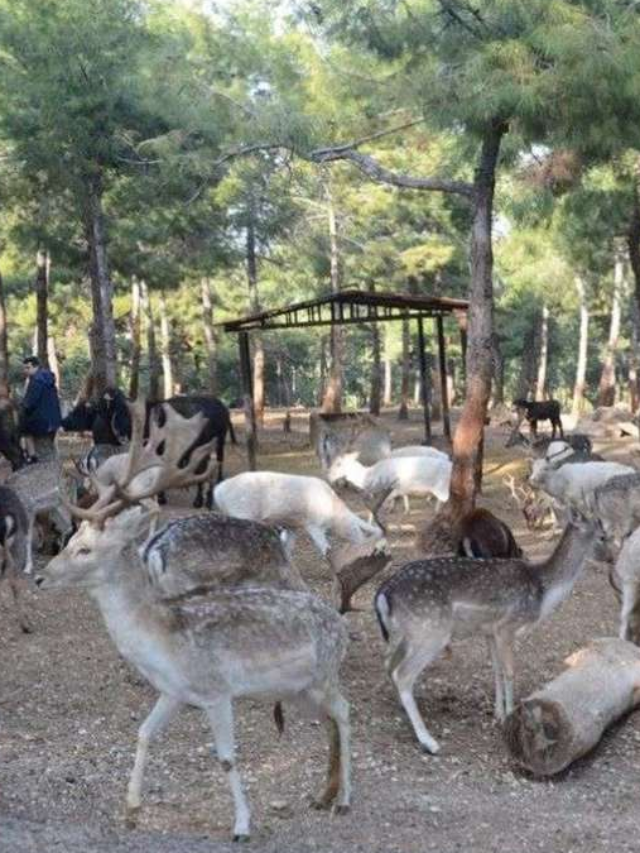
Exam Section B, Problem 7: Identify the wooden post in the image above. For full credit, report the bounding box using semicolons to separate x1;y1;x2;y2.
238;331;257;470
436;315;451;441
417;316;432;445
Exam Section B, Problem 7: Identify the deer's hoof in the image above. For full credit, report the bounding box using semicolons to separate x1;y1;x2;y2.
233;833;251;843
333;804;350;816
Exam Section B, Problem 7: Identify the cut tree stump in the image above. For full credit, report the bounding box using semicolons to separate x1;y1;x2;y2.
328;538;391;613
503;638;640;777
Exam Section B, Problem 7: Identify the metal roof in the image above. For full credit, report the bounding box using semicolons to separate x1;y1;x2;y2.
221;288;469;332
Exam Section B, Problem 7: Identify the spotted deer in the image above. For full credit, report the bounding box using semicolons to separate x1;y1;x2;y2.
374;508;606;753
0;485;31;632
36;400;351;840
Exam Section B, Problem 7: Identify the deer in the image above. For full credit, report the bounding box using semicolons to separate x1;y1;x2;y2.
4;459;73;574
504;474;557;531
0;485;31;632
374;507;606;753
35;400;351;840
513;399;564;439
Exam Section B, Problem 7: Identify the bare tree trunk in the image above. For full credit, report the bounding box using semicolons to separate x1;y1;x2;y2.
322;182;343;414
0;269;10;397
516;319;539;401
369;284;382;415
398;318;410;420
630;300;640;412
318;336;328;405
140;280;160;402
627;164;640;412
158;291;174;399
383;327;393;407
246;218;265;425
84;173;117;394
47;336;61;390
129;277;142;399
597;247;624;408
201;277;218;396
35;248;50;368
534;303;549;401
572;276;590;417
491;333;505;406
422;122;506;549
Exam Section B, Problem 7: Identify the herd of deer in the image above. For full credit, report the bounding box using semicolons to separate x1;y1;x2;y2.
2;399;640;840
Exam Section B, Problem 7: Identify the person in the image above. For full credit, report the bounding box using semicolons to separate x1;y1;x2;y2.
19;356;62;462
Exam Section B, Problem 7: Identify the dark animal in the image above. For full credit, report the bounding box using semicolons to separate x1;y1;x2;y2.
513;399;564;439
0;401;29;470
62;392;236;509
454;508;523;559
506;430;590;455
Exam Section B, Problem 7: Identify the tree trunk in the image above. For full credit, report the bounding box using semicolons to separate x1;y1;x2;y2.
572;276;590;417
47;336;61;390
322;182;343;414
515;314;540;401
627;165;640;412
383;327;393;407
534;303;549;401
630;299;640;412
158;291;174;399
0;269;10;398
597;247;624;408
398;318;410;420
84;173;117;393
140;280;160;402
35;248;50;368
491;333;505;406
446;122;506;516
129;277;142;400
369;284;382;415
201;277;218;396
503;639;640;778
318;336;328;405
246;218;265;425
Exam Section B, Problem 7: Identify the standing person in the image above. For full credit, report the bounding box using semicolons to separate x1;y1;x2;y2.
19;355;62;462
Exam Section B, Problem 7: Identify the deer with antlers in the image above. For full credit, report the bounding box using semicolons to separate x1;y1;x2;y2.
35;400;351;840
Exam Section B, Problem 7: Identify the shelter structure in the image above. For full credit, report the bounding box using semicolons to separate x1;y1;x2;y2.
221;288;469;469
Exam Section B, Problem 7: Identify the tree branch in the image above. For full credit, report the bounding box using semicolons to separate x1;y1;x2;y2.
309;147;474;197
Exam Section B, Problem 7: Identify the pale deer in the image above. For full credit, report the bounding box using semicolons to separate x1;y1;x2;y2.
36;400;351;840
5;460;73;574
374;508;606;753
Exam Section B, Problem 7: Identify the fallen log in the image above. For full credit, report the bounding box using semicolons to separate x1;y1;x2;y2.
503;638;640;777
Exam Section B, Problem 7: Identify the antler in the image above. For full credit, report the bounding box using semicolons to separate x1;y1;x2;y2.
66;398;216;526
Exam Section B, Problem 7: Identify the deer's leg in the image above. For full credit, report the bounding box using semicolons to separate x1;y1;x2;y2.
309;688;351;813
389;630;450;754
620;582;639;641
205;698;251;841
193;483;204;509
487;637;505;721
307;524;329;557
402;494;410;514
24;514;35;575
494;631;516;719
126;695;182;822
7;567;31;634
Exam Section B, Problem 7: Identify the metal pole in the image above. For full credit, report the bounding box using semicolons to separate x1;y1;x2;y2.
417;316;432;445
436;315;451;441
238;331;257;470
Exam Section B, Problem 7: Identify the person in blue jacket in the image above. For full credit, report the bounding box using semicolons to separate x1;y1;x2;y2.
19;355;62;461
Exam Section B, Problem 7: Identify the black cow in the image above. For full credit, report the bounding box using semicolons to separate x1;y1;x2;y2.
62;391;236;508
513;398;564;440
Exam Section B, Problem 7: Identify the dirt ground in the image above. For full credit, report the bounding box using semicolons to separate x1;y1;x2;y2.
2;409;640;853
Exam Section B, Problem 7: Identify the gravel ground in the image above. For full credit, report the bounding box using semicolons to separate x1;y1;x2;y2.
1;412;640;853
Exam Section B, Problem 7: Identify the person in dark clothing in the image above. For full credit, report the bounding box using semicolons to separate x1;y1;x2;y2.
19;356;62;461
95;387;132;444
